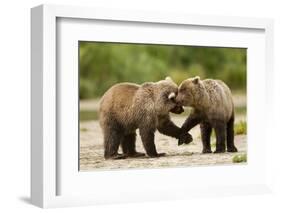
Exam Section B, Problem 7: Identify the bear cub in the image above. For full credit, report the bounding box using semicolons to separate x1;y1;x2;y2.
176;76;238;153
99;77;192;159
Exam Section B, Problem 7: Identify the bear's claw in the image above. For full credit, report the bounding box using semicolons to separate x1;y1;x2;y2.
178;132;193;146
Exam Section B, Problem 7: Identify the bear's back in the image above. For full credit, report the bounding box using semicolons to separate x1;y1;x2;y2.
203;79;234;121
100;82;140;112
99;83;140;128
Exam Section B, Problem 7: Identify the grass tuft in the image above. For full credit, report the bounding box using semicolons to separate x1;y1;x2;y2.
234;121;247;135
232;154;247;163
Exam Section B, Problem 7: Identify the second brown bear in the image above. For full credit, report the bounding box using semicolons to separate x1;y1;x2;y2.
176;76;238;153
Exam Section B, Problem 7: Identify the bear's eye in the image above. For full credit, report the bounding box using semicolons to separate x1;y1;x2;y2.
168;92;176;100
169;97;176;103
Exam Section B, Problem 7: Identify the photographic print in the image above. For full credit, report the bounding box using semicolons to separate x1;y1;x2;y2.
79;42;247;171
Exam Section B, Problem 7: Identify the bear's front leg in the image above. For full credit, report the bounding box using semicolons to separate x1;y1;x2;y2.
213;120;227;153
179;112;203;145
178;132;193;145
157;115;193;145
139;128;165;158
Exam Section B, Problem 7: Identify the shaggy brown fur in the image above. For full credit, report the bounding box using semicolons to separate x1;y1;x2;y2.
176;76;238;153
99;77;192;159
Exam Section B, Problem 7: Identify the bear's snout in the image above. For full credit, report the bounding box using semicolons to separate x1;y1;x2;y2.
170;105;184;114
175;94;184;105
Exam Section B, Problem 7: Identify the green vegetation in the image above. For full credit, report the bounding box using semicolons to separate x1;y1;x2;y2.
79;42;246;99
234;121;247;135
211;141;216;148
235;106;246;115
232;154;247;163
211;130;216;139
80;110;98;121
80;127;88;132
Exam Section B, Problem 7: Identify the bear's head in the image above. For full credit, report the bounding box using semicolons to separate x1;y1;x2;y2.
176;76;207;108
154;77;184;114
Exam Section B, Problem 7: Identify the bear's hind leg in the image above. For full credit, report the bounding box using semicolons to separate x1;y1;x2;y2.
200;122;212;153
104;129;126;160
226;116;238;152
213;120;226;153
121;133;145;158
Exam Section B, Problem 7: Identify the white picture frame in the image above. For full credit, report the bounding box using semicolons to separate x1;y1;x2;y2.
31;4;274;208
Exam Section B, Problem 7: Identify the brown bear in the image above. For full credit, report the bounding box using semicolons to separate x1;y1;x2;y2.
99;77;192;159
176;76;238;153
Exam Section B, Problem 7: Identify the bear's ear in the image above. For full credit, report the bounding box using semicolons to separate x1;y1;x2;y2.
165;76;174;83
192;76;200;84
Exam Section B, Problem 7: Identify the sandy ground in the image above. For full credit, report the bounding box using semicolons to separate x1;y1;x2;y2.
79;116;247;171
